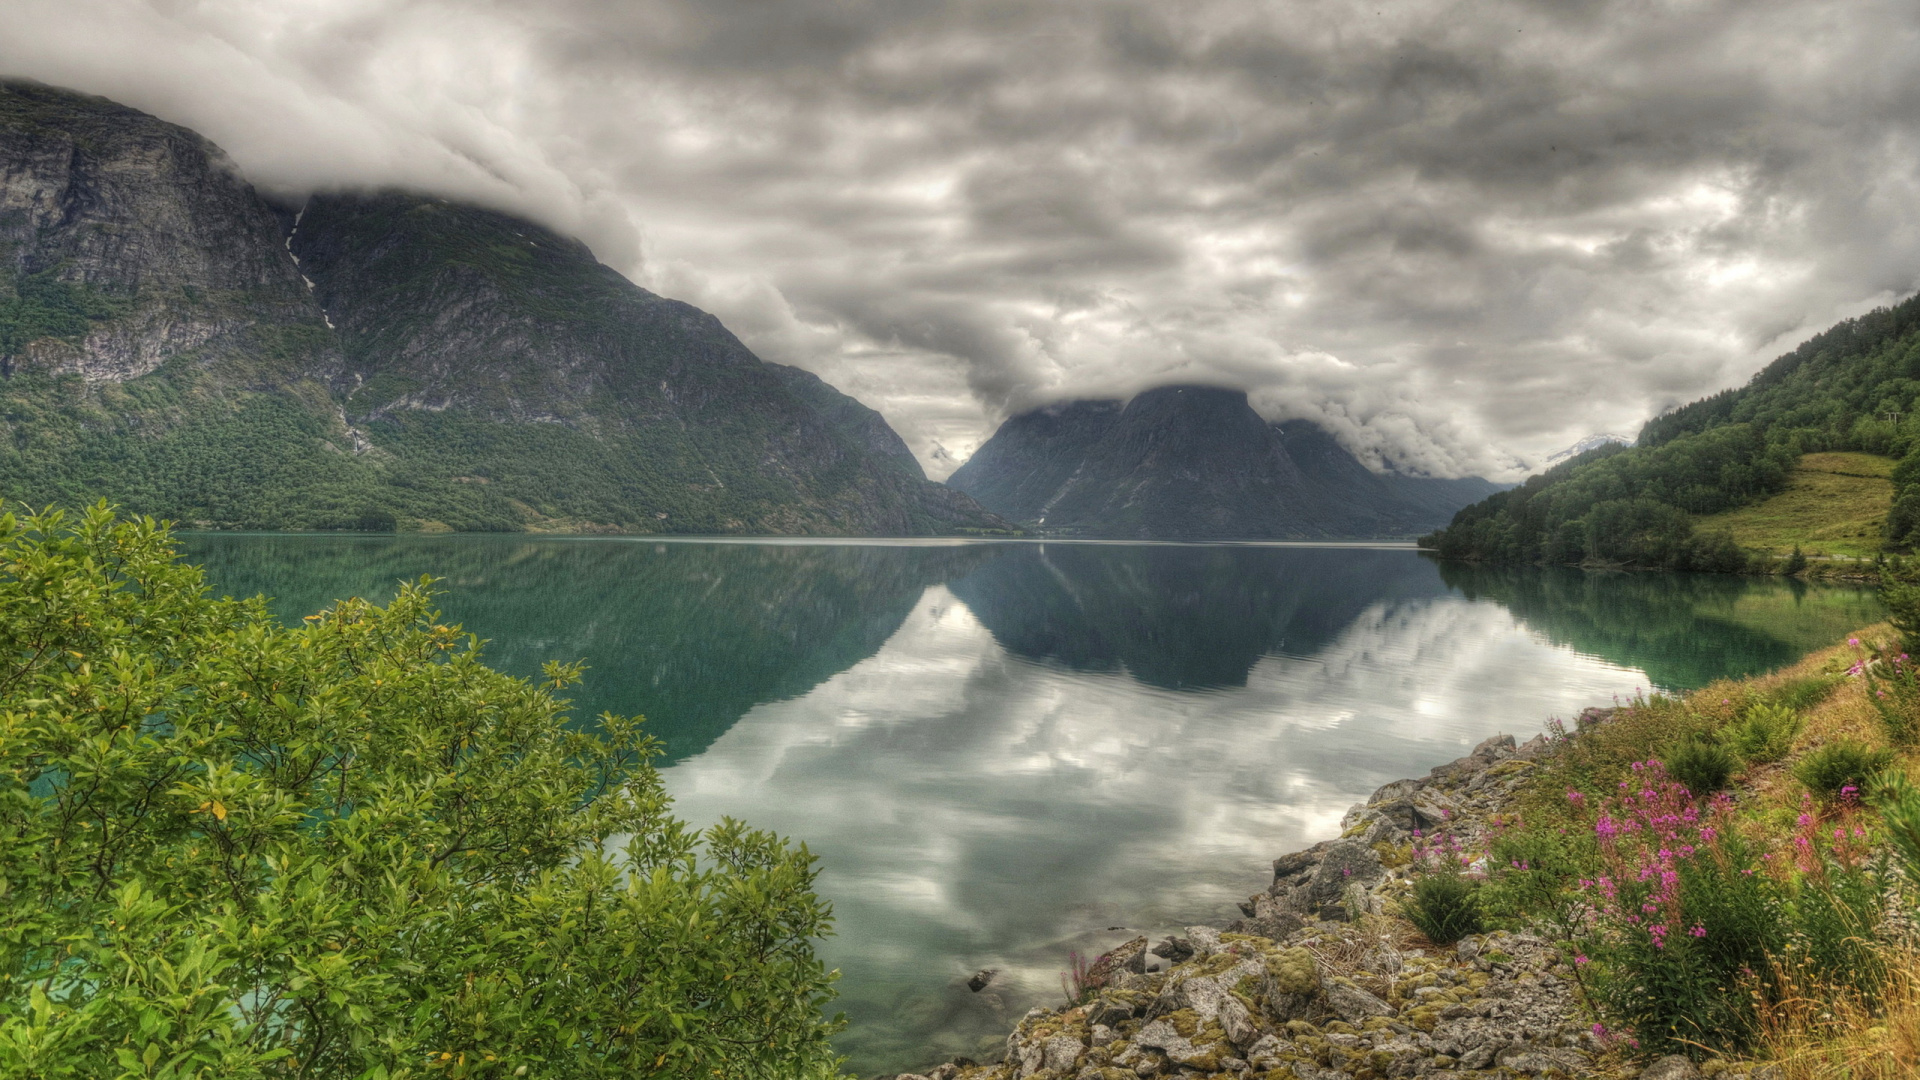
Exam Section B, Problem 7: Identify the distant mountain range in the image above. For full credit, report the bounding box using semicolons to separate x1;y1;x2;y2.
0;80;1002;534
947;385;1503;540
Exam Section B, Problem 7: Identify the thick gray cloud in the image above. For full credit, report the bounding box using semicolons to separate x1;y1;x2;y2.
7;0;1920;478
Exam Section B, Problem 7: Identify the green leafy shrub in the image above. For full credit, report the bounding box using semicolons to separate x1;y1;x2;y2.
0;506;845;1079
1794;740;1898;800
1860;644;1920;747
1581;761;1883;1058
1871;771;1920;884
1478;827;1594;941
1404;871;1483;945
1722;703;1803;765
1663;738;1739;794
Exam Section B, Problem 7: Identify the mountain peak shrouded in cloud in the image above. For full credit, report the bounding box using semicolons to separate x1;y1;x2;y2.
947;385;1503;539
5;0;1920;481
1539;434;1636;470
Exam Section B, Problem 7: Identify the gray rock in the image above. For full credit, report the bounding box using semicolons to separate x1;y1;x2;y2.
1640;1055;1701;1080
1497;1045;1591;1075
1458;1039;1508;1069
1472;733;1517;760
1369;777;1426;805
1150;936;1194;963
967;969;997;992
1303;840;1385;918
1041;1034;1083;1072
1325;979;1396;1023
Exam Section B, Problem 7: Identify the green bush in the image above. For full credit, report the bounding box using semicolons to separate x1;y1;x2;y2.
1862;645;1920;747
1478;828;1593;941
1793;740;1898;800
1871;771;1920;884
0;506;845;1079
1722;703;1803;764
1404;871;1483;945
1663;738;1739;794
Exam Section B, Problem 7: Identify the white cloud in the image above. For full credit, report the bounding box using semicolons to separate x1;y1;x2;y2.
7;0;1920;479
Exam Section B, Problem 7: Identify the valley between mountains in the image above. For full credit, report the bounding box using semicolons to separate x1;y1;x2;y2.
0;80;1496;540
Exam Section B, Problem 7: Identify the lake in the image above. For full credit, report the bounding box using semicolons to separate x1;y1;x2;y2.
178;535;1882;1076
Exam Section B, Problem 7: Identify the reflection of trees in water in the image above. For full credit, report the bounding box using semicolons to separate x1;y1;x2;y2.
181;536;998;762
946;545;1452;689
1433;561;1883;690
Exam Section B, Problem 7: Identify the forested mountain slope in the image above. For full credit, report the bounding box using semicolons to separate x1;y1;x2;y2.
1423;294;1920;568
0;80;1001;534
947;385;1500;540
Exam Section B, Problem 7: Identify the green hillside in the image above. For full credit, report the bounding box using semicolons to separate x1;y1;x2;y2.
1693;451;1893;558
1424;293;1920;569
0;81;1001;536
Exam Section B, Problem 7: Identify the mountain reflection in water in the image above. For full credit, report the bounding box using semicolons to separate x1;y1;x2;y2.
179;536;1881;1075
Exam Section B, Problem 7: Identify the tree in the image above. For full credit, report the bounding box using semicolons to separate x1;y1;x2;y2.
0;505;844;1079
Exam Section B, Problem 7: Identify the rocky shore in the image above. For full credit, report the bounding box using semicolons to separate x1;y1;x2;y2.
886;711;1774;1080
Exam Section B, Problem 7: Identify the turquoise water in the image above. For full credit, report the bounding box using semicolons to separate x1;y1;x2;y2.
179;535;1881;1074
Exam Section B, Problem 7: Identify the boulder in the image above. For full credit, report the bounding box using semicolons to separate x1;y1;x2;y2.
966;969;997;992
1150;936;1194;963
1040;1034;1083;1073
1301;840;1385;919
1324;979;1395;1023
1082;937;1146;986
1640;1055;1702;1080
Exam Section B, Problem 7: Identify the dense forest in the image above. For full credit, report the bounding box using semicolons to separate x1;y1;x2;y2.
1423;293;1920;568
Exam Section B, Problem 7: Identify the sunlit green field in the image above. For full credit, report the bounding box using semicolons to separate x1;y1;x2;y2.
1695;451;1893;558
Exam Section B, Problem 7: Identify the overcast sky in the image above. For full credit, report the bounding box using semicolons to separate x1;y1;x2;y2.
9;0;1920;479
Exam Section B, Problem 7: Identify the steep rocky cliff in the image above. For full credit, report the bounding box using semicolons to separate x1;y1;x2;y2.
0;80;1002;535
947;386;1501;539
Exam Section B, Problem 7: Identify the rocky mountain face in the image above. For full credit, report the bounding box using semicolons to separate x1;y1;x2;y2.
0;80;1002;535
946;386;1501;539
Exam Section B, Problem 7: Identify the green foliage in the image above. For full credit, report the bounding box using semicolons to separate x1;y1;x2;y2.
1426;293;1920;566
1571;763;1884;1059
1722;702;1803;764
1881;577;1920;654
0;265;126;359
1477;828;1594;942
1793;740;1898;799
1663;738;1738;794
1861;645;1920;747
1870;771;1920;887
1784;544;1808;573
1403;871;1483;945
0;505;846;1079
1769;672;1846;713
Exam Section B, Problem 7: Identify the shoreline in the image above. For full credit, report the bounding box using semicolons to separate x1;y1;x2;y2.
885;709;1746;1080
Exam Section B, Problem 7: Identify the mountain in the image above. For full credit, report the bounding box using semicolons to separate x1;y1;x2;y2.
0;79;1003;535
1540;433;1634;469
945;385;1502;539
1424;293;1920;568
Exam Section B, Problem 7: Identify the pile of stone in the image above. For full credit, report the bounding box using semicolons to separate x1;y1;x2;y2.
882;711;1782;1080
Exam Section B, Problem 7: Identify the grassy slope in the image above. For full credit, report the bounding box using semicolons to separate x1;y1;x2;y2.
1491;628;1920;1075
1694;452;1895;558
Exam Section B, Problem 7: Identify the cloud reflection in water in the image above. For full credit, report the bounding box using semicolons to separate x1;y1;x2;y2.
662;584;1648;1071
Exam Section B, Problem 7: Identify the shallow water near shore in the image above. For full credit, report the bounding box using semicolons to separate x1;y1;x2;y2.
179;535;1881;1075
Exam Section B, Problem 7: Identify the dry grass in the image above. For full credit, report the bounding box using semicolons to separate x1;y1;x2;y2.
1750;949;1920;1079
1512;622;1920;1074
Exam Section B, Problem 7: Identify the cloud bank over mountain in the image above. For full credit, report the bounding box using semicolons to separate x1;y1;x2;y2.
7;0;1919;479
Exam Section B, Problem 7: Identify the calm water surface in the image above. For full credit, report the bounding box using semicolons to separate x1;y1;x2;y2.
178;535;1882;1075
